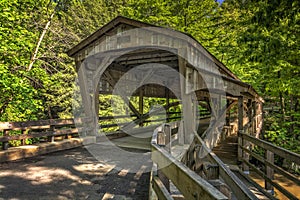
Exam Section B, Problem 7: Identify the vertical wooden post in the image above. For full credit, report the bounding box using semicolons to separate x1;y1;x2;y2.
265;150;274;194
243;99;251;173
2;130;9;150
226;99;231;136
165;88;170;123
139;87;144;127
48;119;55;142
157;125;170;192
21;130;26;145
78;63;93;136
238;96;244;162
178;49;194;144
164;124;171;153
253;101;257;136
226;99;231;126
95;80;100;122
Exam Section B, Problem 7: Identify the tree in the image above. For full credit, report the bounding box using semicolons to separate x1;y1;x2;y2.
215;0;300;152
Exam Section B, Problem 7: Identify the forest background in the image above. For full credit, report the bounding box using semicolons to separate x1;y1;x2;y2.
0;0;299;153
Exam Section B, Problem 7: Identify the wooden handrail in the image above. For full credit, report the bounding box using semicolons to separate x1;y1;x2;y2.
240;133;300;200
192;134;259;200
0;118;91;131
0;117;91;150
241;134;300;165
150;122;228;200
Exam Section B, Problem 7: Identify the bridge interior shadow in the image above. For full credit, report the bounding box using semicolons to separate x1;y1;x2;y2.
0;146;152;200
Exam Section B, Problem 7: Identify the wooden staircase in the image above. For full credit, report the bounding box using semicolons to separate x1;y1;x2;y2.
213;134;239;166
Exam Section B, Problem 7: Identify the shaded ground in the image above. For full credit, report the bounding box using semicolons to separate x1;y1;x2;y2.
0;145;152;200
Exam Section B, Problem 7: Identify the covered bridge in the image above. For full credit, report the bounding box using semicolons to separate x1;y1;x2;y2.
66;16;273;199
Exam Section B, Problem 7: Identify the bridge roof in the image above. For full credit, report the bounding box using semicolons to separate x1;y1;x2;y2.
68;16;238;79
67;16;262;100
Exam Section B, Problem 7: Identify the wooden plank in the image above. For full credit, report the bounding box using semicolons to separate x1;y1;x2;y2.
151;144;228;200
152;176;174;200
241;134;300;165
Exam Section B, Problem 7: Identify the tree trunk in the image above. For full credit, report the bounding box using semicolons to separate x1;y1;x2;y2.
27;11;55;71
278;71;285;121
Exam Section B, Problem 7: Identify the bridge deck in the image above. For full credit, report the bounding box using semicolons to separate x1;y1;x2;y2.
0;144;152;200
101;131;153;151
1;131;298;200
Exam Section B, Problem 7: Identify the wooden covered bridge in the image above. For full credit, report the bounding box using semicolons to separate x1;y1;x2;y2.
0;17;299;200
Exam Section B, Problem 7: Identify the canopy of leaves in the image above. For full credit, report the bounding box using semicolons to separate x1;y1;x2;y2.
0;0;299;152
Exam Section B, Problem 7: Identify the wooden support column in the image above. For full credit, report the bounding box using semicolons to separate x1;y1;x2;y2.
226;99;231;137
93;80;100;135
165;88;170;123
77;62;94;136
238;96;244;162
265;150;274;193
226;99;231;126
252;101;257;136
178;49;195;144
243;99;251;173
78;63;93;119
139;87;144;127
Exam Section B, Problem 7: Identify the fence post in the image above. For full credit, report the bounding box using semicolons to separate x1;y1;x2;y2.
21;129;26;145
265;150;274;194
48;119;55;143
2;130;9;150
164;124;171;153
242;100;251;174
242;128;250;174
157;126;170;192
238;96;243;162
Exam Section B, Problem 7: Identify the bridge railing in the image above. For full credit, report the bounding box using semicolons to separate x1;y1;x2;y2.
0;118;93;150
240;133;300;200
182;133;259;200
150;122;229;200
0;111;184;151
99;111;182;129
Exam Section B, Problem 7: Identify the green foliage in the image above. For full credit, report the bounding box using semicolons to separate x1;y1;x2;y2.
0;0;299;153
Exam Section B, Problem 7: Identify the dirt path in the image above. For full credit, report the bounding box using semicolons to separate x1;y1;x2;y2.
0;145;152;200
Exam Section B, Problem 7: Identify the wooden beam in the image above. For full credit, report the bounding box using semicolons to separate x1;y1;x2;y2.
122;101;180;131
104;70;141;119
195;135;259;200
151;144;228;200
241;133;300;165
238;96;244;162
139;87;144;127
178;48;194;144
152;176;174;200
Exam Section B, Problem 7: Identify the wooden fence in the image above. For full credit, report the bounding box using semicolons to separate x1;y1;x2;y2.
0;118;93;150
239;132;300;200
0;110;185;151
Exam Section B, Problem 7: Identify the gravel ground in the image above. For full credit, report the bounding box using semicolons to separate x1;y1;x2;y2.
0;145;152;200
